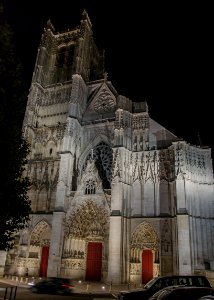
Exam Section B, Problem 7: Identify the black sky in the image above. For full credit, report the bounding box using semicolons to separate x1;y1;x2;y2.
3;0;214;156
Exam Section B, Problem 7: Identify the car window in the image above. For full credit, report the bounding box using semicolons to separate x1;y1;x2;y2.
144;278;159;289
178;277;188;285
164;278;174;287
151;279;168;292
197;277;209;287
152;279;164;291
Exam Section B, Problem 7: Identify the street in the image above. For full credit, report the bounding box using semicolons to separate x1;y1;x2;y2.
0;286;116;300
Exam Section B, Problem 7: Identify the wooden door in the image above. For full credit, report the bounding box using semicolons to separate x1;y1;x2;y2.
39;246;49;277
142;249;153;284
85;242;102;281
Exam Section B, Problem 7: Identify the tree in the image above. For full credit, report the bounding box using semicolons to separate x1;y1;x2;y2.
0;4;31;250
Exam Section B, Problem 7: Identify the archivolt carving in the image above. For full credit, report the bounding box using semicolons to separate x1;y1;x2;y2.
30;221;51;246
131;221;158;250
66;199;109;238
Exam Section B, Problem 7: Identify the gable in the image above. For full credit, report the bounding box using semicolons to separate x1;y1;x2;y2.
82;82;117;122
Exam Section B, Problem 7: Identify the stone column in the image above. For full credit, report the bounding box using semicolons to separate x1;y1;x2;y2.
176;177;192;274
47;212;65;277
107;214;122;284
177;214;192;274
107;178;123;283
47;149;73;276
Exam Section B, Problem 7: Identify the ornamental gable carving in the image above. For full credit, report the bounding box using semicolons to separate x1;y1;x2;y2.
86;83;116;116
78;158;103;194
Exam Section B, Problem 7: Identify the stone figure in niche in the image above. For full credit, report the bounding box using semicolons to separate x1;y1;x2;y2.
20;231;28;245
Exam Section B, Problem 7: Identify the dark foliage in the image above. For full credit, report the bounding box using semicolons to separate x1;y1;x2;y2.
0;4;31;250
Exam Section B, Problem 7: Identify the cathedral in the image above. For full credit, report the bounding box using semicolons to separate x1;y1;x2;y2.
3;10;214;284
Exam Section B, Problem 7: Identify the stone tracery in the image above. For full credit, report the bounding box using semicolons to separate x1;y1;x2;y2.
83;142;113;188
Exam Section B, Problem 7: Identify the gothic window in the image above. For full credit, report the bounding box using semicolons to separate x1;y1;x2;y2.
85;178;96;194
134;136;137;151
66;44;75;66
83;142;113;189
56;47;66;67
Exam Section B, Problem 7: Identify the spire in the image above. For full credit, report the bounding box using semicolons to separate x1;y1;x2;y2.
46;19;55;32
81;9;92;28
197;132;202;147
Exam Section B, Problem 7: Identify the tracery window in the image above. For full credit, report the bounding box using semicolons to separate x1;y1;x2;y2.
85;178;96;194
83;142;113;189
66;45;75;66
56;47;65;67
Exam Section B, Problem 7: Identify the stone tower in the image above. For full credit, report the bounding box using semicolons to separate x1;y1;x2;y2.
4;10;214;284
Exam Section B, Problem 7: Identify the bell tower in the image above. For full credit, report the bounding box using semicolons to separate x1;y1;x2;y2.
32;10;104;87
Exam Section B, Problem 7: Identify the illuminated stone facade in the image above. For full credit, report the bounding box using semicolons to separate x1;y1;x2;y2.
4;11;214;284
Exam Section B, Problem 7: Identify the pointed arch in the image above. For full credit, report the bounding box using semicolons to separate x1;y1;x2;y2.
79;139;113;189
131;221;159;250
45;140;57;157
66;199;109;239
78;159;103;195
78;134;113;171
130;222;160;284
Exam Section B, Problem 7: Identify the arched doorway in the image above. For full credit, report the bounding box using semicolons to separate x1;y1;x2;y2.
30;220;51;277
130;221;159;284
64;199;109;281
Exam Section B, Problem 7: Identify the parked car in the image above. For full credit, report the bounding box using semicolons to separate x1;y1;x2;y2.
148;285;214;300
117;275;212;300
29;277;74;295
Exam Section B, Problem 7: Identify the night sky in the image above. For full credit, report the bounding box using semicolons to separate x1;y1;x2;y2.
3;1;214;157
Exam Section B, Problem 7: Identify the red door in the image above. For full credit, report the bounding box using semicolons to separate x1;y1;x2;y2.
142;249;153;284
85;242;102;281
39;246;49;277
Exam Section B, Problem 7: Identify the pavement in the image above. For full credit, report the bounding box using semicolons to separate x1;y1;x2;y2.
0;276;138;299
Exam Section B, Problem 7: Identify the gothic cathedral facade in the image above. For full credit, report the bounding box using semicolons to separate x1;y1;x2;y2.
4;11;214;284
